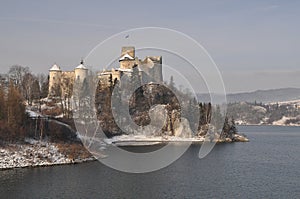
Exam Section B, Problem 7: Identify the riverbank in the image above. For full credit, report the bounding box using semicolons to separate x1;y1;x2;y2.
104;133;249;146
237;124;300;127
0;140;94;170
0;133;248;170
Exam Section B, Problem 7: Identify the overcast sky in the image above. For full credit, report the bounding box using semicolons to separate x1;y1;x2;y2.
0;0;299;93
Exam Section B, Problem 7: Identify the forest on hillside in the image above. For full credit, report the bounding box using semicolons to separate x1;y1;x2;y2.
227;101;300;125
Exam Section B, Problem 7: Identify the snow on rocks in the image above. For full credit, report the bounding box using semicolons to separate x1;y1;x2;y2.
272;116;290;126
233;134;249;142
26;110;42;118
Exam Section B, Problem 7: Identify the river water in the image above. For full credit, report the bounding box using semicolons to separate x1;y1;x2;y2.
1;126;300;198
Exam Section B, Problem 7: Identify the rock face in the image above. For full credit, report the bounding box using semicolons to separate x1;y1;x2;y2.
217;134;249;143
148;104;168;134
173;117;192;138
233;134;249;142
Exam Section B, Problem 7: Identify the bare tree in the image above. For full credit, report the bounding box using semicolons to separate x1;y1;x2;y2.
39;74;49;99
22;72;35;105
8;65;30;89
61;76;73;118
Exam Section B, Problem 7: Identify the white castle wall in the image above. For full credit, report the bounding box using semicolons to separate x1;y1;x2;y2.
49;70;62;96
74;68;88;82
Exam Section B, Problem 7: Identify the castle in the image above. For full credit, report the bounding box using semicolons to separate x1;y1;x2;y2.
98;46;162;85
48;46;163;97
48;60;88;97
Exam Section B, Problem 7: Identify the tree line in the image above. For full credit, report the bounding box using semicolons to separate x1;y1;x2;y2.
0;65;49;142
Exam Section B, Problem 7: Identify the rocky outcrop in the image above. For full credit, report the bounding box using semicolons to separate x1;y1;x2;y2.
173;117;192;138
217;134;249;143
233;134;249;142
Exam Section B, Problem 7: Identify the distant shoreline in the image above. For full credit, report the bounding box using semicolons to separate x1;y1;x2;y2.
237;124;300;127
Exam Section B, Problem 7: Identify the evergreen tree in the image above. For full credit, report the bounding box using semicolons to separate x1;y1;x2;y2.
109;74;113;92
207;102;212;123
221;116;231;139
169;76;175;90
212;105;223;130
229;117;238;135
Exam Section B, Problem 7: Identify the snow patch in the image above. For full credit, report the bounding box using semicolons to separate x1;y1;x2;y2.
252;106;267;113
26;110;42;118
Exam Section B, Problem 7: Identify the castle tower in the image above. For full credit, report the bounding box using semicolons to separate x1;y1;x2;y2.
48;63;62;96
74;60;88;82
121;46;135;57
119;46;136;69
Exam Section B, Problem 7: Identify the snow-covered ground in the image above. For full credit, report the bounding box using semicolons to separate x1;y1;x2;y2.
235;119;249;125
104;133;248;146
26;109;42;118
0;139;94;170
269;99;300;106
272;116;300;126
105;134;209;146
105;134;204;142
236;118;300;126
252;105;267;113
0;133;249;170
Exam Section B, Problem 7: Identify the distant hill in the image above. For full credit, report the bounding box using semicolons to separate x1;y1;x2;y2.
197;88;300;104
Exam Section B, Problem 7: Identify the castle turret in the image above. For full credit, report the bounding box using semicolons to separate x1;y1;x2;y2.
121;46;135;58
119;46;136;69
49;63;62;96
74;60;88;82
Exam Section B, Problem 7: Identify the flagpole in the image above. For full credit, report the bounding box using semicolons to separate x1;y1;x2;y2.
125;35;129;45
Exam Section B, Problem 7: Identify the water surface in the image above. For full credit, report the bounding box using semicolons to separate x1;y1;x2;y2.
1;126;300;198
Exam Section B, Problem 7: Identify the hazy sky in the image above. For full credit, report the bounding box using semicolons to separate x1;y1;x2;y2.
0;0;299;93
